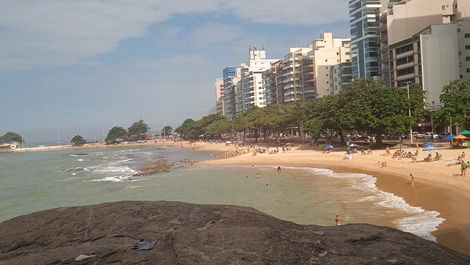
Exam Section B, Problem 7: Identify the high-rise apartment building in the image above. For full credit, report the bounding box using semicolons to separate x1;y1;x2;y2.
214;78;225;116
281;48;311;103
222;66;242;119
330;62;353;94
262;33;351;104
240;48;278;111
349;0;384;80
308;33;352;97
263;60;283;105
385;0;470;105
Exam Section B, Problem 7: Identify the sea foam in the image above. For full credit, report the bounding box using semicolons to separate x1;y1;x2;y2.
282;166;444;242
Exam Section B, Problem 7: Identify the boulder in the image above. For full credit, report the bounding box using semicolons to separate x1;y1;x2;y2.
0;201;469;265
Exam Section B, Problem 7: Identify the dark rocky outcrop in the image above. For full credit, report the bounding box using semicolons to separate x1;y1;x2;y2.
133;160;173;177
0;201;469;265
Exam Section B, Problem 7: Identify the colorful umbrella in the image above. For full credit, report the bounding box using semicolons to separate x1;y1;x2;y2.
458;130;470;135
324;145;334;149
454;135;468;140
442;134;455;141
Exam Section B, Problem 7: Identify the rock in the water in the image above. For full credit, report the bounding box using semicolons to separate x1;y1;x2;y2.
0;201;469;265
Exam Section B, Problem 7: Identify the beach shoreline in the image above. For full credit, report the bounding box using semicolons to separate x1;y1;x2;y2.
197;143;470;255
11;140;231;153
9;140;470;254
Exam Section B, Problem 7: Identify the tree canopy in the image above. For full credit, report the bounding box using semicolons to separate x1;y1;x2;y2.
127;120;149;136
71;135;86;146
434;80;470;128
105;127;127;144
175;79;426;145
175;119;196;138
0;132;23;144
161;126;173;137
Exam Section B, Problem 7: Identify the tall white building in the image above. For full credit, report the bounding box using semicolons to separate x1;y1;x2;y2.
240;48;278;111
281;48;311;103
308;33;352;97
214;78;225;116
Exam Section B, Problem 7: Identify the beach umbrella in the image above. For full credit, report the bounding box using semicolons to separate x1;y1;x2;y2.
458;130;470;135
324;145;334;149
442;134;455;141
423;146;438;151
454;135;468;140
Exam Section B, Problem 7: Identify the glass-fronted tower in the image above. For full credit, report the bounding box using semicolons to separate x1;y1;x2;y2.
349;0;382;79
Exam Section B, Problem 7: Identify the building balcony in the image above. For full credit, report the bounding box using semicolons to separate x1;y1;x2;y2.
396;73;416;81
395;50;414;59
396;62;414;71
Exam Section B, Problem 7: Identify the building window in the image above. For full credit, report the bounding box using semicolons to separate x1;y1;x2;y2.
466;57;470;61
467;68;470;73
466;45;470;50
465;33;470;38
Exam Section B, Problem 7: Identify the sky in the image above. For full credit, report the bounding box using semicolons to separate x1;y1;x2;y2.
0;0;349;145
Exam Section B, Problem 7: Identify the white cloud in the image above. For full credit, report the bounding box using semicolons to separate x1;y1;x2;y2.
0;0;347;70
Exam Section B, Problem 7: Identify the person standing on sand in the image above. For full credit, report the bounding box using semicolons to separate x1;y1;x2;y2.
251;164;255;172
409;173;415;185
277;166;281;173
461;161;468;176
386;146;391;156
335;215;342;226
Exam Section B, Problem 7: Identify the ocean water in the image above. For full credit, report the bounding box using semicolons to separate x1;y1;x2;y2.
0;146;443;241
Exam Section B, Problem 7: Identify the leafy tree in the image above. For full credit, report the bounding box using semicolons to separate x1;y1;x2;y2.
161;126;173;137
127;120;149;136
206;118;233;139
105;126;127;144
335;79;425;145
191;114;226;139
304;117;325;145
285;102;309;140
0;132;23;144
434;80;470;128
71;135;86;146
175;119;195;139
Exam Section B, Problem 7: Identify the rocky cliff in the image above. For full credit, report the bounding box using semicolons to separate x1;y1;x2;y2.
0;201;469;265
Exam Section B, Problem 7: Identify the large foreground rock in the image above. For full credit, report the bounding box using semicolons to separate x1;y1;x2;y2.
0;201;469;265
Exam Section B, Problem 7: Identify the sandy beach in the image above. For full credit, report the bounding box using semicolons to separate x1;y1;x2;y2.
191;142;470;255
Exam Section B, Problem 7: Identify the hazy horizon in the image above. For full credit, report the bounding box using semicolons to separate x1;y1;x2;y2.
0;0;349;143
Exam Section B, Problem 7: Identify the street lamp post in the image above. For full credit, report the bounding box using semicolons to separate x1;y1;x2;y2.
406;82;413;145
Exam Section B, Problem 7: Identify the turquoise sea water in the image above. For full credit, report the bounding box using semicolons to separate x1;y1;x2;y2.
0;146;443;241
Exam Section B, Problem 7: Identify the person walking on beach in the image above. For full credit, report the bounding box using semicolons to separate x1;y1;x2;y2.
335;215;342;226
277;166;281;173
409;173;415;185
251;164;255;172
386;146;391;156
461;161;469;176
